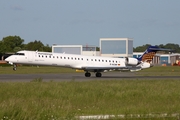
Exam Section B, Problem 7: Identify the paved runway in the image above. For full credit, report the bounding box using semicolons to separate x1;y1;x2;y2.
0;72;180;82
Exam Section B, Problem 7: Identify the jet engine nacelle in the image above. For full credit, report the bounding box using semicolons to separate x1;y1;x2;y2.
125;57;139;66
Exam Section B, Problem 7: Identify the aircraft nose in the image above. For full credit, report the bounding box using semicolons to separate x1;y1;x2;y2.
5;57;13;65
5;57;9;62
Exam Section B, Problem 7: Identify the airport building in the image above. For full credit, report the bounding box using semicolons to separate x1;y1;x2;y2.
51;38;180;65
100;38;133;57
133;52;180;65
52;45;100;56
52;38;133;58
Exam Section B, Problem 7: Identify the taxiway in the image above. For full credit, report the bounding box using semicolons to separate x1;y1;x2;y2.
0;72;179;82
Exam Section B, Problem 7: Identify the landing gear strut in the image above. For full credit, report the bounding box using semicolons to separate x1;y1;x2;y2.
85;72;91;77
13;64;17;71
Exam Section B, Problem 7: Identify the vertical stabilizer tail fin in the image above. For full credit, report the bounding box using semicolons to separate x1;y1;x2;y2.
137;46;171;63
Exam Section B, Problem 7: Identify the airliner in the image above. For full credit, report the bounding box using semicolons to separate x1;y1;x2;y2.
5;46;170;77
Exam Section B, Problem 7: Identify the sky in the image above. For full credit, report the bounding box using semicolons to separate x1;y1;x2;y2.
0;0;180;47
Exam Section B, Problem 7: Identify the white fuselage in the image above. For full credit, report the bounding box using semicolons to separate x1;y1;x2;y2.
5;50;152;77
5;51;128;69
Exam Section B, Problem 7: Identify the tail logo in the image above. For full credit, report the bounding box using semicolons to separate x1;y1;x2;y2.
141;52;155;62
137;45;172;63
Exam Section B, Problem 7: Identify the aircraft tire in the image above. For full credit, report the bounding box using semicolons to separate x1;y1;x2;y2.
96;72;102;77
85;72;91;77
13;67;17;71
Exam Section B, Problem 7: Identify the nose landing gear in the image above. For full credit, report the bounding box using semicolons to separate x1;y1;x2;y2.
13;64;17;71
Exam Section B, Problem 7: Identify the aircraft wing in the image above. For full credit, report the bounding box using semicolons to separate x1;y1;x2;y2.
81;66;138;72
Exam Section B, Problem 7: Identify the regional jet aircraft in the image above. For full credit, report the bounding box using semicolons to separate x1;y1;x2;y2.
5;46;170;77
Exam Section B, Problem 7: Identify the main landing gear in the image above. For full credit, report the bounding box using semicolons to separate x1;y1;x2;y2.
85;72;91;77
13;64;17;71
95;72;102;77
85;72;102;77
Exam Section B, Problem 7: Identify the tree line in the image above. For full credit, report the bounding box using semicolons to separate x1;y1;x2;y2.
0;36;51;55
133;44;180;53
0;35;180;55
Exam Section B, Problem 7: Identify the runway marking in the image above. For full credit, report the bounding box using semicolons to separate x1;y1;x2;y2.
76;113;180;119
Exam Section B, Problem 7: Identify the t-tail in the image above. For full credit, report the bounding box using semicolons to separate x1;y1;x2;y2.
134;46;172;70
137;46;171;63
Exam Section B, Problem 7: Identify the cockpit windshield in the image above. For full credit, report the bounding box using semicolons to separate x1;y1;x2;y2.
15;53;25;56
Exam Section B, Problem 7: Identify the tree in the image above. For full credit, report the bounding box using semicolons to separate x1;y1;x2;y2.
14;47;22;53
133;44;151;52
43;44;52;52
0;36;24;53
0;41;6;54
134;43;180;53
24;40;45;51
96;47;100;51
164;43;180;53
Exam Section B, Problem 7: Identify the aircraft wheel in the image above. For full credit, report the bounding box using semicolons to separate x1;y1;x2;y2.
85;72;91;77
13;64;17;71
13;67;17;71
96;72;102;77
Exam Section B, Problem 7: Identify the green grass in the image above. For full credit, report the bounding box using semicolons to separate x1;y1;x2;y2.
136;66;180;76
138;66;180;72
0;66;76;74
0;65;180;75
0;80;180;119
0;66;180;119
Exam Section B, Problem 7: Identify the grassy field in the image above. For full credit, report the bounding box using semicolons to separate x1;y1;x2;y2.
136;66;180;76
1;80;180;119
0;66;180;119
0;65;180;75
0;65;76;74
